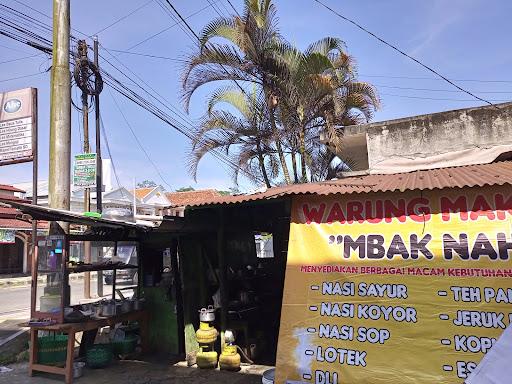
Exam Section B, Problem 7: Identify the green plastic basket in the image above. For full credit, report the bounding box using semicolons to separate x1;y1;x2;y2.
37;335;68;365
86;344;113;369
112;335;138;355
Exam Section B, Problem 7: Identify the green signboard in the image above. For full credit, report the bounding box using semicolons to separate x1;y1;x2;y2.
0;229;15;244
73;153;97;187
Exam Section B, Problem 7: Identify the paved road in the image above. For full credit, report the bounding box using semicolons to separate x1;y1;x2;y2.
0;279;122;346
0;279;109;319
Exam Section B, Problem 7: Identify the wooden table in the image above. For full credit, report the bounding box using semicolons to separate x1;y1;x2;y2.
27;310;149;384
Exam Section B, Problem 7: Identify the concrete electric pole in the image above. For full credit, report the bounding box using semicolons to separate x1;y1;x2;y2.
48;0;71;215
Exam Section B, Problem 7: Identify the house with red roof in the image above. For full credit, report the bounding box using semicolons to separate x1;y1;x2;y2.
0;184;46;275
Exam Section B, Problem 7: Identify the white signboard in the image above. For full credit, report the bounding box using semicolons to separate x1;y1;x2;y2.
0;88;36;165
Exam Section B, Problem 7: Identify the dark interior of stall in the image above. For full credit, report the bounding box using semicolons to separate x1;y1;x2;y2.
138;232;185;358
175;199;291;365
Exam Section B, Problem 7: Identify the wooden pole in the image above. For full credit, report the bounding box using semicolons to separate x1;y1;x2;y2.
171;238;185;354
217;208;227;348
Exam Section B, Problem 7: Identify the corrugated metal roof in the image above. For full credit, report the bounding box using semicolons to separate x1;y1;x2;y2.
185;161;512;208
0;200;152;230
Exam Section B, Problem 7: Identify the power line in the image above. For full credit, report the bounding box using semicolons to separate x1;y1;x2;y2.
374;84;512;95
0;71;45;83
0;4;264;185
361;73;512;84
380;92;509;103
312;0;496;107
99;113;123;192
160;0;250;97
0;53;40;65
225;0;241;17
205;0;226;18
105;49;186;62
93;0;154;35
155;0;197;42
10;0;88;39
108;89;173;190
123;1;218;52
97;52;512;90
74;87;83;150
0;42;31;53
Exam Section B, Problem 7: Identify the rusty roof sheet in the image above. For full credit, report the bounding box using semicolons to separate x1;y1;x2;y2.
185;161;512;208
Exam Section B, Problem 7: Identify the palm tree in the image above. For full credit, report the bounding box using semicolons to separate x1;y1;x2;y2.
182;1;380;185
182;0;293;183
188;87;277;187
276;37;380;182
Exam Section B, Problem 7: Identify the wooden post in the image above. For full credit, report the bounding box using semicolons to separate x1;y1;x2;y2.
171;238;185;354
217;208;227;348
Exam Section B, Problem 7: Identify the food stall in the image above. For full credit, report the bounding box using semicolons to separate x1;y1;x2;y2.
157;199;291;368
1;200;153;384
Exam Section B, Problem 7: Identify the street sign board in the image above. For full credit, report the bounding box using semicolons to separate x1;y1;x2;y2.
73;153;97;187
0;229;15;244
0;88;37;165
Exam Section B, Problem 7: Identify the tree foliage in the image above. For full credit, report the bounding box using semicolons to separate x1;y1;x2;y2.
137;180;157;188
182;0;380;186
175;186;195;192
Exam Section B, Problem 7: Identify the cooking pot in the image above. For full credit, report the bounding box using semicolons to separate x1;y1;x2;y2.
92;303;102;317
81;303;94;312
120;299;133;313
199;305;215;322
100;300;116;317
133;298;145;311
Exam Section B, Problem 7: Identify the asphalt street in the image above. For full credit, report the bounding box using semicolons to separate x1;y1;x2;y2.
0;279;117;346
0;279;108;319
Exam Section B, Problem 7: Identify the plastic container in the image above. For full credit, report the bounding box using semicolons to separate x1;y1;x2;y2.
262;368;275;384
112;335;138;355
37;334;68;364
219;345;241;371
86;344;113;369
196;351;218;369
195;322;218;344
73;362;85;378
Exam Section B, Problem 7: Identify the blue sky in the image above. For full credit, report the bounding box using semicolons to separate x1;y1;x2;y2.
0;0;511;192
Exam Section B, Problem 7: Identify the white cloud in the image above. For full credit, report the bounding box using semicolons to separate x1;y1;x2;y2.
408;0;480;57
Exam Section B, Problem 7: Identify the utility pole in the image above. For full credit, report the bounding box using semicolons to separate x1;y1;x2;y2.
75;38;103;299
93;35;103;297
77;40;92;299
48;0;71;215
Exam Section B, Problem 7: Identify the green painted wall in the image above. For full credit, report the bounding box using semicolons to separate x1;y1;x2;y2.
144;286;179;354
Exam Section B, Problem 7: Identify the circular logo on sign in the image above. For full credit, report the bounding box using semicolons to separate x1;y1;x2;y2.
3;98;22;113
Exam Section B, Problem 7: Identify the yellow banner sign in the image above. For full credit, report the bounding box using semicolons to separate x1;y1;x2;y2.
275;186;512;384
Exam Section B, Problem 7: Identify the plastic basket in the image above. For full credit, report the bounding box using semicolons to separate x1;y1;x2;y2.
112;335;138;355
37;334;68;365
86;344;113;369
